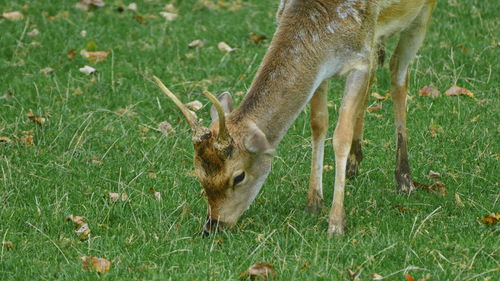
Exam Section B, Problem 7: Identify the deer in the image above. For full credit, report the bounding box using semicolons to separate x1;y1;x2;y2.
153;0;436;236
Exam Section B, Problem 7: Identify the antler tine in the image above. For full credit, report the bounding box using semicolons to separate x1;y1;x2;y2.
152;76;201;131
202;90;231;144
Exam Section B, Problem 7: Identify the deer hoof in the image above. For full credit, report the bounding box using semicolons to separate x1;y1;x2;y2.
306;197;323;214
327;222;346;236
396;172;416;194
346;157;360;179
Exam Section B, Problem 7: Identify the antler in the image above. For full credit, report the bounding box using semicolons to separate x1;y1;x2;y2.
202;90;231;145
153;76;201;130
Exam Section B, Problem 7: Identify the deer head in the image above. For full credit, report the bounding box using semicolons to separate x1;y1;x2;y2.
153;77;275;235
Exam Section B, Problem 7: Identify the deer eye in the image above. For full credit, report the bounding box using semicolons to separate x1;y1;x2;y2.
233;172;245;186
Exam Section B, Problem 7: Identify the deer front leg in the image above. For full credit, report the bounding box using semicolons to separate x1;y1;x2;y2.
389;5;433;193
329;67;371;236
307;81;329;213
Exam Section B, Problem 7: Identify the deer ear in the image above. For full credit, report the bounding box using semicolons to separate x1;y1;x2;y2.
244;123;276;156
210;92;233;122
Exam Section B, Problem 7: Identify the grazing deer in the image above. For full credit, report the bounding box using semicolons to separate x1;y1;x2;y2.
154;0;436;236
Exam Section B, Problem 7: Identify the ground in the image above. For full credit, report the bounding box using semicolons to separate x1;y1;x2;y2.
0;0;498;280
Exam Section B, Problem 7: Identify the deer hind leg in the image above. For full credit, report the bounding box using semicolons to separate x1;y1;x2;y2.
390;5;434;193
345;70;374;179
307;81;329;213
329;67;372;236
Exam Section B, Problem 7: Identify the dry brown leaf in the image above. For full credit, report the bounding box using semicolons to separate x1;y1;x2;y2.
81;256;110;273
76;0;105;11
393;205;407;213
371;273;384;280
371;92;386;101
65;215;86;227
27;111;46;125
108;193;128;202
478;213;500;225
445;86;474;98
27;29;40;37
185;100;203;112
2;11;24;21
80;50;109;62
429;123;443;138
249;33;267;44
160;11;178;21
188;39;204;48
158;121;175;136
127;3;137;11
0;136;13;144
241;262;276;280
405;273;415;281
91;157;102;165
79;65;96;75
147;171;157;179
427;170;441;181
40;67;55;75
19;132;34;146
75;223;91;240
67;49;77;60
149;187;161;201
367;104;382;113
1;241;13;250
323;165;334;172
218;41;235;53
419;86;440;98
454;193;465;207
413;181;446;195
134;14;147;24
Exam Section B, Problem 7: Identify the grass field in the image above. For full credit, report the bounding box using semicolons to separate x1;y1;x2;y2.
1;0;498;280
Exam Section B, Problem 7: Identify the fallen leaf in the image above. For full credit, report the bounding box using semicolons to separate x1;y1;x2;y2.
323;165;334;172
27;111;46;125
249;33;267;44
108;193;119;202
81;256;110;273
65;215;86;227
91;157;101;165
165;3;178;13
147;171;157;179
393;205;407;213
66;49;76;60
419;86;440;98
75;0;105;11
413;181;446;195
218;41;235;53
454;193;465;207
185;100;203;112
79;65;96;75
1;241;13;250
134;14;147;24
371;92;386;101
241;262;276;280
160;12;178;21
127;2;137;11
457;44;467;52
427;170;441;181
158;121;175;136
405;273;415;281
149;187;161;201
445;86;474;98
188;39;204;48
27;29;40;37
19;132;34;146
1;91;13;100
108;193;128;202
40;67;55;75
367;104;382;112
347;268;359;280
75;223;91;240
72;87;83;96
0;137;13;144
2;11;24;21
80;50;109;62
478;213;499;225
371;273;384;280
429;123;443;138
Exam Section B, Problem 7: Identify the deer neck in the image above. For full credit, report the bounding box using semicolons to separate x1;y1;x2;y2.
230;35;334;147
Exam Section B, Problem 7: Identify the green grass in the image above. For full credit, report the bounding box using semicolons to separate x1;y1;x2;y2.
0;0;498;280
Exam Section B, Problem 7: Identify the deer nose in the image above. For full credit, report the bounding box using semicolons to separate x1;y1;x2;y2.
202;216;225;237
